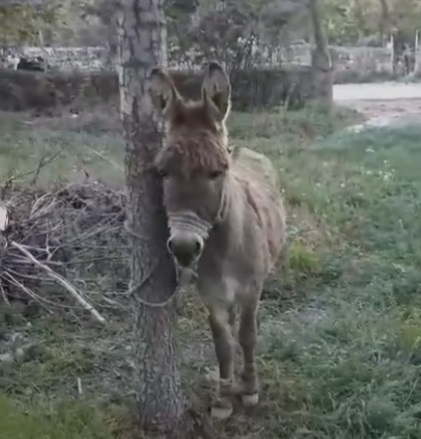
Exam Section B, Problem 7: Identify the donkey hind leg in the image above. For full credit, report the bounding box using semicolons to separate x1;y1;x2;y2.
238;302;260;407
208;303;236;420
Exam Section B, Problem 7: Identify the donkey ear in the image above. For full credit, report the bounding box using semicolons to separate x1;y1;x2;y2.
201;61;231;122
149;67;180;115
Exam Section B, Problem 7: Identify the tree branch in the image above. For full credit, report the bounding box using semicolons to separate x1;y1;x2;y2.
10;240;106;324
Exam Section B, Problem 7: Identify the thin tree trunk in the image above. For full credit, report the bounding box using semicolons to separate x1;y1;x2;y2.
378;0;390;46
308;0;333;107
352;0;366;41
116;0;186;434
415;30;421;75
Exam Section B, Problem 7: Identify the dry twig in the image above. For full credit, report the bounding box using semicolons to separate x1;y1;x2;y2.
0;180;128;320
10;241;106;324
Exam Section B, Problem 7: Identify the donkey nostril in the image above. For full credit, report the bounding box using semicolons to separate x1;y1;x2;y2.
167;238;174;254
167;235;203;267
194;240;202;256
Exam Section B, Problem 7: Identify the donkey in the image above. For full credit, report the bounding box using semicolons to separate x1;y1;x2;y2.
149;62;286;420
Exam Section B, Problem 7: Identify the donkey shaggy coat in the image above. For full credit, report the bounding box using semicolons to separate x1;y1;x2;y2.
149;62;286;419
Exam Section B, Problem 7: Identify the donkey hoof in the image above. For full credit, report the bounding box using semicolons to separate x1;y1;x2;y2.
210;400;233;420
241;393;259;407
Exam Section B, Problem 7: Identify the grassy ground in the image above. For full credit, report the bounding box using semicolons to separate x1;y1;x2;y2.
1;103;421;438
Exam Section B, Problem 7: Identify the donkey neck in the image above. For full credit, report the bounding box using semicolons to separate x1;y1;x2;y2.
201;174;244;263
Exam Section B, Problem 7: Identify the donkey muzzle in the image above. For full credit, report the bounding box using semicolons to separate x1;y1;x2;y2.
167;231;204;268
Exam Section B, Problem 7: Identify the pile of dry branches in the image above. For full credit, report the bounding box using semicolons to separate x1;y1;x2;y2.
0;179;129;323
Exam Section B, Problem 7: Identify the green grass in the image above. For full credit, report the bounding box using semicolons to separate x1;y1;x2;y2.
0;397;126;439
2;104;421;438
0;109;124;186
250;123;421;438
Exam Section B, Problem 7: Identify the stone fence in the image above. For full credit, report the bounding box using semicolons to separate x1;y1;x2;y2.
270;44;393;77
0;44;398;82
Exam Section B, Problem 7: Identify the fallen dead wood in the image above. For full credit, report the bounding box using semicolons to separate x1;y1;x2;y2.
10;241;105;323
0;179;129;321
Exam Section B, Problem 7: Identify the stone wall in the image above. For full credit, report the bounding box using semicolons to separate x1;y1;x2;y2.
277;44;393;81
331;46;392;73
1;44;394;82
0;46;111;71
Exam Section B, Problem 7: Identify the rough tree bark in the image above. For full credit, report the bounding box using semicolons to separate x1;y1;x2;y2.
378;0;390;45
415;30;421;75
115;0;187;435
308;0;333;108
352;0;366;41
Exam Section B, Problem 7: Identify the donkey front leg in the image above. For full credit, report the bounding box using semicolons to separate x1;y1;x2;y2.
207;303;235;420
238;303;260;407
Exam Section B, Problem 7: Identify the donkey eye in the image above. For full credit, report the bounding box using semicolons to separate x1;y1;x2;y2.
209;170;223;180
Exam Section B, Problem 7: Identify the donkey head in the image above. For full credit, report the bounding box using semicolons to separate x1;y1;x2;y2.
149;62;232;268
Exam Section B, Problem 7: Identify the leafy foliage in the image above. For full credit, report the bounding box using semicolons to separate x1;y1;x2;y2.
1;0;420;50
168;0;311;71
321;0;421;45
0;2;62;46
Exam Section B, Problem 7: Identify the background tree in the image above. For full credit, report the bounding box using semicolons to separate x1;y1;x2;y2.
0;1;61;48
168;0;311;72
115;0;188;436
79;0;118;67
378;0;390;44
309;0;333;107
4;0;421;51
321;0;421;46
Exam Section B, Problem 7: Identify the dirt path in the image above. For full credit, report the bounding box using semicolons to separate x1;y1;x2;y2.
334;82;421;128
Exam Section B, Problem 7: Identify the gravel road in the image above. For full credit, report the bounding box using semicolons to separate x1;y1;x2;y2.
333;82;421;128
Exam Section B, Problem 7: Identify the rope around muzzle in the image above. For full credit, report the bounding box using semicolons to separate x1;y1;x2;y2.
124;181;229;308
167;211;213;242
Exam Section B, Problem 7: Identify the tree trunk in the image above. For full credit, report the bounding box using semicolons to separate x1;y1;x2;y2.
352;0;366;41
378;0;390;46
116;0;186;434
308;0;333;108
415;30;421;75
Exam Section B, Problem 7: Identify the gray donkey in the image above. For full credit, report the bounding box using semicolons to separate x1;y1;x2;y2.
149;62;286;419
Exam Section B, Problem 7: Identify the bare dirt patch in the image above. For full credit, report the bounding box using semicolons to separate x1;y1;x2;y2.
334;82;421;128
